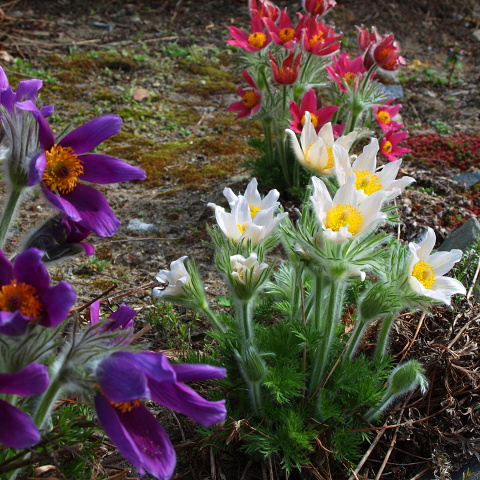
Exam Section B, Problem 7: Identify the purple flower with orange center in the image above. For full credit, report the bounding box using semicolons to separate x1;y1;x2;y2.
0;248;76;336
289;88;338;134
94;351;226;480
227;70;261;120
372;100;404;133
227;11;271;52
263;8;302;49
380;130;411;162
301;16;342;56
269;51;302;85
0;362;49;448
17;100;146;237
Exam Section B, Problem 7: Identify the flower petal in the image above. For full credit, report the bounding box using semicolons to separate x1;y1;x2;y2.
0;311;29;336
16;100;55;149
40;281;76;327
13;248;50;292
60;115;122;154
171;364;226;383
0;363;49;396
80;154;146;184
0;400;40;448
0;249;14;286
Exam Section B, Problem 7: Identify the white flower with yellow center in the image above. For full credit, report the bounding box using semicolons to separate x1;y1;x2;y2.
310;175;387;243
209;196;287;246
223;178;280;219
230;253;269;286
336;138;415;202
407;228;465;305
286;112;357;176
153;256;191;298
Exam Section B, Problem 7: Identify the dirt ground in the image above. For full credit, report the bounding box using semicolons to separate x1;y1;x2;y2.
1;0;480;478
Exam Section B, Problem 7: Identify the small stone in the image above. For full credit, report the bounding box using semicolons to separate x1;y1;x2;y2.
453;171;480;188
380;84;404;100
473;29;480;42
438;217;480;253
127;218;157;233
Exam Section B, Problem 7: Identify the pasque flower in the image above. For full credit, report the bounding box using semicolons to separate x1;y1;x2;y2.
89;299;136;344
372;100;404;132
230;253;269;287
326;51;367;93
0;248;76;336
249;0;280;22
310;175;387;243
380;129;410;162
262;8;302;49
269;51;302;84
407;227;465;305
227;11;271;52
227;70;261;120
153;256;191;299
363;33;406;72
301;17;342;56
303;0;336;16
18;100;146;237
335;138;415;202
356;26;381;52
94;351;226;479
286;112;356;175
0;362;49;448
288;88;338;134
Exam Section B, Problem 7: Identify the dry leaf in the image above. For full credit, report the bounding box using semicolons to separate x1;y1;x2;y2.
133;87;149;101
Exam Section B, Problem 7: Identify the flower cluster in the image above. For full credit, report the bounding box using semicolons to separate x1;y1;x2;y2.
226;0;410;193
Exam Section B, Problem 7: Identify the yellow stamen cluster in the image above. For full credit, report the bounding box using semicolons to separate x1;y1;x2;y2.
309;33;325;48
279;27;295;44
353;170;382;196
237;222;249;233
377;111;391;124
43;145;84;194
0;281;42;318
382;141;393;153
343;72;357;85
301;112;319;129
109;399;142;413
248;32;267;48
242;91;259;109
412;261;436;289
249;205;261;219
326;203;363;235
324;145;334;170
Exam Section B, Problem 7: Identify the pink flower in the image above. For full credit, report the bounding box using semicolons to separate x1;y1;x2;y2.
364;34;406;72
249;0;280;22
227;70;261;119
263;9;302;49
301;16;342;56
302;0;336;17
356;25;381;52
380;130;410;162
269;51;302;84
288;88;338;133
326;51;367;93
372;100;404;133
227;12;271;52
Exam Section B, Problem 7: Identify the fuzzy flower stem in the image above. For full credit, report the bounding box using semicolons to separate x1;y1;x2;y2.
0;186;23;248
33;374;63;430
263;118;275;168
343;315;370;362
375;312;396;362
199;304;227;335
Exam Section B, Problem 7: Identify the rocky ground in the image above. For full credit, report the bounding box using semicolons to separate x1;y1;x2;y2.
1;0;480;478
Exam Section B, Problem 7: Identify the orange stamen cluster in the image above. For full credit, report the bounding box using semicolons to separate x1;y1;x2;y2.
248;32;267;49
301;112;319;129
279;28;295;44
0;280;42;319
43;145;84;194
309;33;325;48
110;399;142;413
382;141;393;153
377;111;391;124
242;91;259;109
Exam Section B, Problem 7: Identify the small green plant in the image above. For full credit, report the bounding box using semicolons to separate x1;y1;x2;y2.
431;120;451;135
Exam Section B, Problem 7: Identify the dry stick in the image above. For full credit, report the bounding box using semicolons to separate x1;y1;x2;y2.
409;467;432;480
447;314;480;349
466;253;480;300
348;427;386;480
397;312;426;362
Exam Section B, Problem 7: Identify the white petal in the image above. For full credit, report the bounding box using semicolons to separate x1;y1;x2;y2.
286;129;306;165
417;228;436;261
318;122;334;145
353;138;378;171
336;131;357;151
429;249;463;275
434;276;466;298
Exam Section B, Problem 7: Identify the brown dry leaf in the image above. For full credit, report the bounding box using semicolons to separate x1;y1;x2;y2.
0;50;14;63
133;87;149;101
32;464;60;477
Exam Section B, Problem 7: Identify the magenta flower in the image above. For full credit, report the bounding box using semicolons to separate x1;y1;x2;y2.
269;51;303;85
301;16;342;56
0;363;49;448
94;351;226;479
89;299;136;344
326;51;367;93
288;88;338;134
302;0;336;17
249;0;280;22
372;100;404;133
227;70;261;119
227;12;271;52
262;8;302;49
17;100;146;237
356;25;381;52
0;248;76;336
380;130;411;162
363;33;406;72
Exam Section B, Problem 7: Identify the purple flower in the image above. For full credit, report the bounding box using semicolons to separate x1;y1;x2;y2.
95;351;226;479
0;362;49;448
17;100;146;237
89;300;136;344
0;248;76;336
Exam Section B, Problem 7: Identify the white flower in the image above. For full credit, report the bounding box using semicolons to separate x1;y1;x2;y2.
153;256;190;298
336;138;415;202
209;194;287;246
285;112;357;175
310;175;387;243
222;178;280;219
407;228;466;305
230;253;269;286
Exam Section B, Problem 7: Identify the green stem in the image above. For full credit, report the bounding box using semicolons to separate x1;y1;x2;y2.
342;317;368;362
236;298;254;348
263;120;275;166
0;186;23;248
33;375;63;430
375;312;395;362
200;305;227;335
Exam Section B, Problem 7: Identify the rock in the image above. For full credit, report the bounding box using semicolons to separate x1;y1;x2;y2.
380;84;404;100
452;461;480;480
473;29;480;42
453;171;480;188
438;217;480;253
127;218;157;233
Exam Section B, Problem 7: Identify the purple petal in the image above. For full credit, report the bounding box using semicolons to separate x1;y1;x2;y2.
28;152;47;186
16;100;55;149
171;364;226;383
95;394;176;480
61;115;122;154
89;300;100;325
41;184;82;222
0;400;40;448
40;105;54;117
129;352;177;384
149;381;226;427
14;79;43;103
14;248;50;292
40;281;76;327
0;363;49;396
0;311;29;336
107;303;137;330
0;249;14;286
80;154;146;184
0;66;8;89
96;353;150;403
